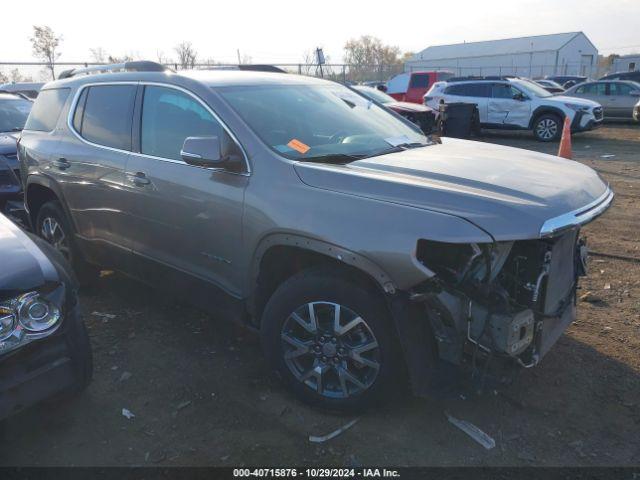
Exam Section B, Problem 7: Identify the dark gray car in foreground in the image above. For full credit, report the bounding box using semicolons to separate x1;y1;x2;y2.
17;62;613;410
0;212;92;420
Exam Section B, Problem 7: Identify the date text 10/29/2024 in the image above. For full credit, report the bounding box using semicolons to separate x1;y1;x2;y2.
233;469;401;478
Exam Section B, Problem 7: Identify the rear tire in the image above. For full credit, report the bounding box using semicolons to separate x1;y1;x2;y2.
533;113;562;142
35;201;99;286
260;268;401;411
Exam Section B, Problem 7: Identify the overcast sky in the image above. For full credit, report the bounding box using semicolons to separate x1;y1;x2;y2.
2;0;639;64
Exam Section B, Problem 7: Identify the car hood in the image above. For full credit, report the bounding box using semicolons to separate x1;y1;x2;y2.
388;101;432;113
294;138;609;240
0;214;58;294
548;95;600;108
0;132;18;156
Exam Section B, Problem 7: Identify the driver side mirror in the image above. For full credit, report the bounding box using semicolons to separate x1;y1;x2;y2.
630;90;640;97
181;136;226;168
513;92;527;101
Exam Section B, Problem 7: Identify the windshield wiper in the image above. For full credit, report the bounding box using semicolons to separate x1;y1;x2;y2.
363;142;430;159
298;153;367;165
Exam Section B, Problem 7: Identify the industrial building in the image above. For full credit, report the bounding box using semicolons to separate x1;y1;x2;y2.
405;32;598;78
611;54;640;74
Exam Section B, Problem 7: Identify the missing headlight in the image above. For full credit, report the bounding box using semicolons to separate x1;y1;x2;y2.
416;240;513;287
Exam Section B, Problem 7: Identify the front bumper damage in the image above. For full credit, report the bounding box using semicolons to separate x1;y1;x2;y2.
393;187;613;395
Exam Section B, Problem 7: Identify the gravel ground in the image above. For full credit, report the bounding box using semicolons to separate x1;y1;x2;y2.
1;123;639;467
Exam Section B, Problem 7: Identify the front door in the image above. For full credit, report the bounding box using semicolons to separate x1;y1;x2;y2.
125;84;248;297
488;83;531;127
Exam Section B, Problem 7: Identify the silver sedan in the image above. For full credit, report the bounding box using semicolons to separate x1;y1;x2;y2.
564;80;640;120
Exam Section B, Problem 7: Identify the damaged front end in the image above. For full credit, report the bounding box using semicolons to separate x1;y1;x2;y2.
409;227;589;389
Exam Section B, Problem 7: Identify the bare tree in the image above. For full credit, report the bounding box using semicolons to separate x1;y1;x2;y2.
174;42;198;70
0;70;8;84
89;47;108;63
156;50;172;65
30;25;62;80
107;54;133;63
10;69;33;83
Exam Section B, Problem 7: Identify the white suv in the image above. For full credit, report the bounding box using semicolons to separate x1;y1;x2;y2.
424;77;603;141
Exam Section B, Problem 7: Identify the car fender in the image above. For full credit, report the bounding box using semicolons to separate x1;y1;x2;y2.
248;232;397;294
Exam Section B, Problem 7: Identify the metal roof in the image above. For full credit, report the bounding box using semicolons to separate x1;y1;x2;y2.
415;32;584;61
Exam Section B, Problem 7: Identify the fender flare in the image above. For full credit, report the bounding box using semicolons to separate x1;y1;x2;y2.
248;232;398;295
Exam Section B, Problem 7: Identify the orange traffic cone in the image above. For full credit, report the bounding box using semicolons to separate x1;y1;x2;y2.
557;116;572;159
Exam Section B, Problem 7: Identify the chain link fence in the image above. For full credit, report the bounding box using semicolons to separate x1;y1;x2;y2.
0;60;614;86
0;61;404;85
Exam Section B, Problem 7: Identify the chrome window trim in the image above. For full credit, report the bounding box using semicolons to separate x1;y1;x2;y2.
66;81;251;176
539;186;614;238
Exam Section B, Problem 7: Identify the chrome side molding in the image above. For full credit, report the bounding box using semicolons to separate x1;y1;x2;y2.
539;187;614;238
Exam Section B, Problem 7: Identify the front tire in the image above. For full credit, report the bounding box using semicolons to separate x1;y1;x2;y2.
261;268;401;411
533;113;562;142
35;201;99;286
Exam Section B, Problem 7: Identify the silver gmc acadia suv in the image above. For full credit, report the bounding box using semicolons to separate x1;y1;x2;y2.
17;61;613;410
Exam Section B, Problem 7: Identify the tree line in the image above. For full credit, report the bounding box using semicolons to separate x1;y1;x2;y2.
1;25;413;83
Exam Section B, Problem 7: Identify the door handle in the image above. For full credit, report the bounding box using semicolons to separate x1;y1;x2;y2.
128;171;151;186
53;158;70;170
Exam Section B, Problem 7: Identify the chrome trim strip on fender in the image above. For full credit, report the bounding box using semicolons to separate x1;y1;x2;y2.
539;186;614;237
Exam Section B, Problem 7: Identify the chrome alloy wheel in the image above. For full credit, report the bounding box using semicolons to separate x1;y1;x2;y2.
40;216;70;260
280;302;381;399
536;118;559;140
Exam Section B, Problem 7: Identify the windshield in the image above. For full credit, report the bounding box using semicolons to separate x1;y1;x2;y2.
0;97;32;132
218;83;428;161
513;79;553;98
354;86;395;104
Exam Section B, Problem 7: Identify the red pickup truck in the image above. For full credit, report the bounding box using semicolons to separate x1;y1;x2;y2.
386;71;454;104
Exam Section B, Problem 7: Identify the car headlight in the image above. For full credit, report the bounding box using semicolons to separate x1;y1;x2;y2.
16;292;61;332
0;286;64;354
564;103;589;112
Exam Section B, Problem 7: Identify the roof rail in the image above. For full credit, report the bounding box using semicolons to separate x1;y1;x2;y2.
446;75;521;83
58;61;168;80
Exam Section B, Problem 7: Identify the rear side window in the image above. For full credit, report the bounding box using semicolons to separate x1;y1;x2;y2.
445;83;490;97
24;88;70;131
74;85;136;150
409;74;429;89
609;83;633;96
140;85;221;161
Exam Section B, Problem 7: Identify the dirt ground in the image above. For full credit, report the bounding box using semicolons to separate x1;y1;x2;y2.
1;124;639;467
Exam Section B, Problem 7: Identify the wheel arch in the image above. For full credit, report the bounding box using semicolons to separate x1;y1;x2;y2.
529;106;566;129
247;233;396;326
25;175;73;231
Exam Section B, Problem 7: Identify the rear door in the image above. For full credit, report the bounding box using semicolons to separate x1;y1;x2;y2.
488;83;531;127
443;83;490;122
125;84;248;295
57;83;137;267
